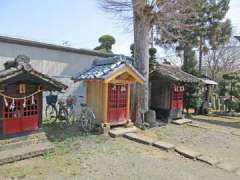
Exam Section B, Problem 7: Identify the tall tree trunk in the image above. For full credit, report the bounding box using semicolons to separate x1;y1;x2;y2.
131;0;151;123
199;36;203;73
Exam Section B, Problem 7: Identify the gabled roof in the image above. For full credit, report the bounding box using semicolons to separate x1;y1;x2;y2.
0;59;67;91
234;36;240;42
73;56;145;84
150;64;199;83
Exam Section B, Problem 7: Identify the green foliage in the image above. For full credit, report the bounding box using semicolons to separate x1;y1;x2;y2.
220;71;240;111
130;44;159;70
149;47;158;71
94;34;116;53
182;47;198;76
130;43;134;58
184;84;203;113
224;99;239;112
157;0;231;75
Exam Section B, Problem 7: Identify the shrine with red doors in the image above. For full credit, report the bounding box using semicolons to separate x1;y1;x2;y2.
150;64;199;122
73;56;145;127
0;55;67;136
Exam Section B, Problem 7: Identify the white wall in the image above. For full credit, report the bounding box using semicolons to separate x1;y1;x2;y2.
0;41;101;101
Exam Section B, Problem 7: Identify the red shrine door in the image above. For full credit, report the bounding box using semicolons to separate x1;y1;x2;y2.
171;84;184;109
108;84;128;124
3;96;39;135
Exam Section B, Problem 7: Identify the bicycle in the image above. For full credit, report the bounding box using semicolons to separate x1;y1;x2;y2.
45;94;75;128
73;96;96;133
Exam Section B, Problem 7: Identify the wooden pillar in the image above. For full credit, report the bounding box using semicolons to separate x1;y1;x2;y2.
127;83;131;120
102;82;108;125
38;92;43;128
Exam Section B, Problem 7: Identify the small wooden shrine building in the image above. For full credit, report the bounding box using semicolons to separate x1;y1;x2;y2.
0;55;67;136
150;64;199;121
73;56;145;126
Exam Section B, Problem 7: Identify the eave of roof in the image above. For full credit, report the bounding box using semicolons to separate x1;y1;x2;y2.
0;35;116;57
200;78;218;85
73;56;145;84
150;64;200;83
0;66;67;90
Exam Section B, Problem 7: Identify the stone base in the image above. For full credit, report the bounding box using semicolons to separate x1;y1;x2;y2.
144;110;157;127
100;123;111;135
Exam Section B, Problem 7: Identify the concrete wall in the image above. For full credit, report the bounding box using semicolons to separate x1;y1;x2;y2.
0;41;103;103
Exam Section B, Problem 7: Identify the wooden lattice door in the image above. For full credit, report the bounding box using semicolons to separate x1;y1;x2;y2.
171;85;184;109
3;96;39;135
108;84;128;124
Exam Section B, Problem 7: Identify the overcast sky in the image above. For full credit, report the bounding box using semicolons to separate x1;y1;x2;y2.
0;0;239;56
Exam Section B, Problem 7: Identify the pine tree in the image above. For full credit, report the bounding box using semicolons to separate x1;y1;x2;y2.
94;35;116;53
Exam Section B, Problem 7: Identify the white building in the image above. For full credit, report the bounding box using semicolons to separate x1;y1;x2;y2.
0;35;115;101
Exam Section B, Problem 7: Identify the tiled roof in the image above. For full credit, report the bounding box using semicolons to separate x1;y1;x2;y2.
150;64;200;83
73;56;144;81
0;62;67;91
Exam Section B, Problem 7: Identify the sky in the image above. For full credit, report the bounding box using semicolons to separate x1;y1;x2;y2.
0;0;239;56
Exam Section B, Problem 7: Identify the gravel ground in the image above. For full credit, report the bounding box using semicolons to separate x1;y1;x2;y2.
145;123;240;167
0;122;239;180
192;115;240;131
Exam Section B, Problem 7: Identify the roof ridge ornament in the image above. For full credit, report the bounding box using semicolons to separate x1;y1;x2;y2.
15;55;32;71
4;55;31;70
15;54;30;64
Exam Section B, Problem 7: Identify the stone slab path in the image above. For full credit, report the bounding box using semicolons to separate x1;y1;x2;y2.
109;126;139;138
124;133;156;145
114;130;240;177
175;146;201;159
153;141;175;152
172;119;192;125
197;155;220;166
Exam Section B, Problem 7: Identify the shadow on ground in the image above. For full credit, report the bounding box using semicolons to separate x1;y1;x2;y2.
42;121;96;143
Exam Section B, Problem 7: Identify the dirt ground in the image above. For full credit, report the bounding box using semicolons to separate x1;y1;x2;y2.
192;115;240;133
145;115;240;168
0;122;239;180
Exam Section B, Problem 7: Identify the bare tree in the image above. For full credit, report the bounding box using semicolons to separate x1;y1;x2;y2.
100;0;197;122
203;38;240;81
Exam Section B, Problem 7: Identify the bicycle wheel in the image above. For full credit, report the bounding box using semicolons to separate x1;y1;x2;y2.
67;107;76;125
58;109;70;129
45;105;57;123
79;108;96;133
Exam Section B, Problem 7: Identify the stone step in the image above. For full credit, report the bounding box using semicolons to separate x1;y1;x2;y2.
153;141;175;152
124;133;156;145
172;119;192;125
175;146;201;159
0;136;48;152
216;162;240;172
109;126;139;138
197;155;220;166
0;141;54;165
0;130;47;146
